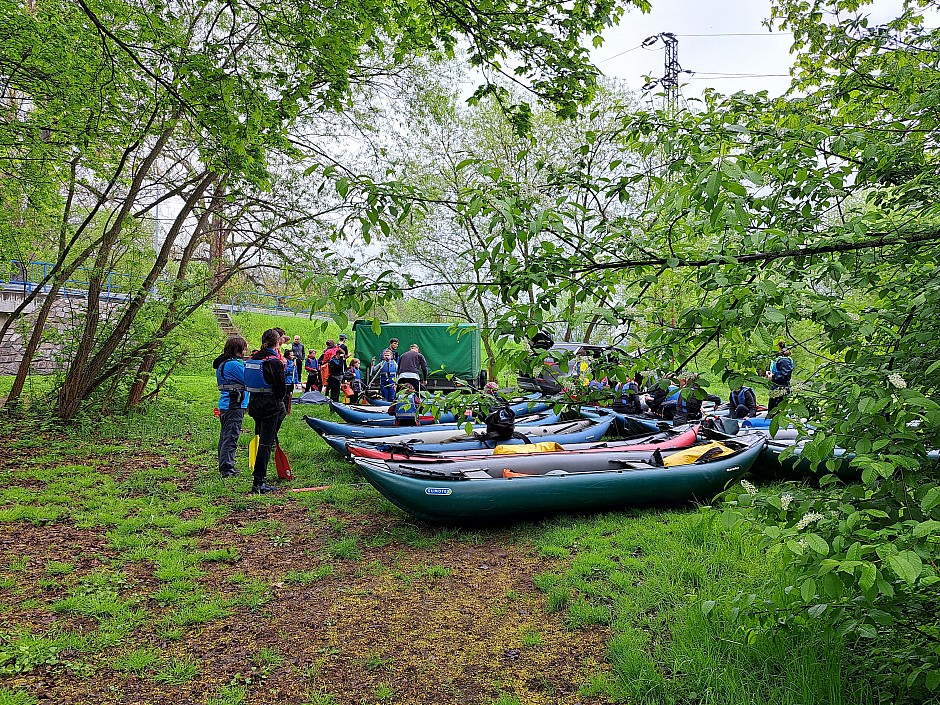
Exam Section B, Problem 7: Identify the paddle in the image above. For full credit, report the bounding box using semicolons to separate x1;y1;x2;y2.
248;435;259;470
275;444;293;480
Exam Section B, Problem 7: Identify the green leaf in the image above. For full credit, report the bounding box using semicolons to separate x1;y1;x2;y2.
921;487;940;513
701;600;716;616
927;669;940;691
804;533;829;555
859;563;877;591
886;551;922;585
912;520;940;538
800;577;816;603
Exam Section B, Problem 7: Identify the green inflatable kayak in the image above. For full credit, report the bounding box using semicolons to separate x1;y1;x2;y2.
353;433;766;522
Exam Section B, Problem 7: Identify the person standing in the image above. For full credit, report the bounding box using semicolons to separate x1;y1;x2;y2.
384;338;400;364
291;335;305;365
245;329;286;494
397;343;428;391
319;340;338;389
304;349;320;392
337;333;350;355
327;347;348;401
284;350;298;387
342;358;365;404
371;350;398;402
766;341;794;414
214;336;249;479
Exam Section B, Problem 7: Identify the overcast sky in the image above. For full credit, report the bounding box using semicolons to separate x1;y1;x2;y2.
590;0;930;104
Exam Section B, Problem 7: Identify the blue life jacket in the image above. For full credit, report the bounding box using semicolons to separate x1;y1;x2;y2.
216;358;249;411
665;387;680;404
285;359;297;383
730;386;753;408
244;350;281;394
379;360;397;385
395;393;419;419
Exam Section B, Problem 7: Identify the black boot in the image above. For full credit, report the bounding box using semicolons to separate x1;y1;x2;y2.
251;482;277;494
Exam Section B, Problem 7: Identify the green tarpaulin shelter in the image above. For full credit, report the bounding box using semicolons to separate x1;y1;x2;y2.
352;321;483;388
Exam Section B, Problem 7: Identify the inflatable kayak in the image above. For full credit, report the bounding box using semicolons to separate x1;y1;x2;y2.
348;425;700;461
325;416;616;457
353;433;765;522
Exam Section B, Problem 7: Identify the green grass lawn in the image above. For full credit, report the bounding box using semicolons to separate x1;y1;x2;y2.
0;371;881;705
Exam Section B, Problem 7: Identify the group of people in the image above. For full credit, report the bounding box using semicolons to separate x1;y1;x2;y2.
212;328;441;491
607;341;795;423
369;338;430;401
213;327;294;494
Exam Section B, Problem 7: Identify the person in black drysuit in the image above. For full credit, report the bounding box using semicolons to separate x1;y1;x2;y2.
612;375;643;415
672;377;722;425
397;343;429;392
729;384;758;419
245;329;287;494
327;348;347;402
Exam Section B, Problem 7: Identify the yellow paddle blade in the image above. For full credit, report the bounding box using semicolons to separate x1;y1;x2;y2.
248;435;259;470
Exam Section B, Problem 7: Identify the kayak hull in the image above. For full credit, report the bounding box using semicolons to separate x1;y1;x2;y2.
328;399;550;425
330;417;616;457
304;410;562;439
348;425;700;461
354;435;764;522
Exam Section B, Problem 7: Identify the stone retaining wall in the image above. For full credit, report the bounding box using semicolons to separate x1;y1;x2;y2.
0;288;125;376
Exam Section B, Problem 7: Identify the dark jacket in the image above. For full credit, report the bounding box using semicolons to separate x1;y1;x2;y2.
729;387;758;417
291;341;305;362
328;355;347;380
398;350;429;380
771;355;794;386
246;348;286;420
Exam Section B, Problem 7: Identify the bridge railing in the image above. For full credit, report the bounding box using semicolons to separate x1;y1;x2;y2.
1;260;159;299
224;292;332;319
1;260;331;318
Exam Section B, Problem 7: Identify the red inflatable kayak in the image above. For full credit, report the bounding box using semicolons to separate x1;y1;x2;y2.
348;425;700;462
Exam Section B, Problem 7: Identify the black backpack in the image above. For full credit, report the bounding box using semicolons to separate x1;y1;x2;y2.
485;405;516;440
477;405;531;444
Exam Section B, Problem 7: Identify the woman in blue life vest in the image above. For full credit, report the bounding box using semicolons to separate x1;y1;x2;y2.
245;329;287;494
766;341;795;414
387;381;421;426
371;349;398;402
729;384;758;418
213;336;249;479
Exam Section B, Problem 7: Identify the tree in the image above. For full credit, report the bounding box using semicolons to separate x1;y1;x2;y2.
323;1;940;695
0;0;643;418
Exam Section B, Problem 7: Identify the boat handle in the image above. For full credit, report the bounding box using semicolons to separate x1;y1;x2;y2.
725;466;741;473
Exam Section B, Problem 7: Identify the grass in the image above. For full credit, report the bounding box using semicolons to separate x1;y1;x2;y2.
0;363;900;705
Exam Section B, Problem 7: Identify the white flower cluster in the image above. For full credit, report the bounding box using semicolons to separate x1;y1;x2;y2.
741;479;758;496
795;511;824;531
780;493;793;511
797;306;813;317
887;373;907;389
677;370;700;382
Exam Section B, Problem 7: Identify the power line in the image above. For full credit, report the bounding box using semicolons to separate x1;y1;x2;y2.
598;44;645;63
691;71;791;76
675;32;792;37
687;74;789;80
